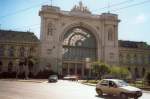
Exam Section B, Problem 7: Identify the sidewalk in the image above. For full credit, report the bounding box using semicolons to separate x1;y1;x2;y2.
0;79;47;83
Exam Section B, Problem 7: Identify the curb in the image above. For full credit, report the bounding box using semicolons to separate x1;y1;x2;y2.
0;79;47;83
81;82;96;86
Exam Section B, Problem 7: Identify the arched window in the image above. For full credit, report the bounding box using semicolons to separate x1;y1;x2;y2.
119;53;123;63
149;55;150;64
0;46;4;56
63;27;97;60
8;62;13;72
134;67;139;78
142;68;146;77
108;28;113;41
29;47;35;56
20;47;25;57
126;54;131;64
128;67;131;72
8;46;15;57
0;61;2;72
141;55;145;64
133;54;137;64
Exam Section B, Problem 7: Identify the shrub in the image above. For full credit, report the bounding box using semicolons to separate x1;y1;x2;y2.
109;66;131;79
144;72;150;86
91;61;110;79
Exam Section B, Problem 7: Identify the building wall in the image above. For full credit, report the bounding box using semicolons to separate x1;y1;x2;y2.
119;47;150;77
0;42;39;74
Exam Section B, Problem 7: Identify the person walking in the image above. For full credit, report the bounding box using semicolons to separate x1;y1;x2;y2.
23;57;29;80
15;59;20;79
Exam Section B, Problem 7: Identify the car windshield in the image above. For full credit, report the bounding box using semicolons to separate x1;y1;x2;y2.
116;80;129;87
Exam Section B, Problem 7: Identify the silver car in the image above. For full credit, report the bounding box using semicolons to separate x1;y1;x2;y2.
96;79;142;99
48;75;58;82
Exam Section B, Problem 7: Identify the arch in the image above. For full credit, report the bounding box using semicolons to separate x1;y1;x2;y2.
8;61;13;72
62;27;97;60
134;67;139;78
0;46;5;56
19;47;25;57
0;61;2;72
8;46;15;57
59;22;100;45
60;22;99;76
142;67;146;77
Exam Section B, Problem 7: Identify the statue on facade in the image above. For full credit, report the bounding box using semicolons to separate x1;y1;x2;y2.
71;1;91;14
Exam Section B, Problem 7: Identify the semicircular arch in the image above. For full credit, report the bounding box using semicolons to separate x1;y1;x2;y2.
59;22;100;45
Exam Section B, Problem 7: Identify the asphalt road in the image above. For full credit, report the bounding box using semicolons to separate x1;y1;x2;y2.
0;80;150;99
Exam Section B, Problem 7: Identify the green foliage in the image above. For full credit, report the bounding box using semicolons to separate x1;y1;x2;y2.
144;72;150;85
110;66;131;79
91;61;110;79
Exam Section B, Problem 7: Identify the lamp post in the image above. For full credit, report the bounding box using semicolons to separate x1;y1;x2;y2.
85;58;91;79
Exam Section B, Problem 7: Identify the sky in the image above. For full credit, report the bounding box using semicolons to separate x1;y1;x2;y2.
0;0;150;44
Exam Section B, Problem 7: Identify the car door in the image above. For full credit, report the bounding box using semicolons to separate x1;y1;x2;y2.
108;81;119;95
99;80;109;94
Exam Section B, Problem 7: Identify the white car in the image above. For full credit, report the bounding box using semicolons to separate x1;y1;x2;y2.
96;79;142;99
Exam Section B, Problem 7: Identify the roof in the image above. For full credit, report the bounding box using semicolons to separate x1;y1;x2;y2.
0;30;39;43
119;40;150;49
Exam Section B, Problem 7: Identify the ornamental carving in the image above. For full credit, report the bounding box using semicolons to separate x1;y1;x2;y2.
47;22;56;36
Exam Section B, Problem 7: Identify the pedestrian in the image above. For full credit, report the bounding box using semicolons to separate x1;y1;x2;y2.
23;58;29;80
15;59;20;79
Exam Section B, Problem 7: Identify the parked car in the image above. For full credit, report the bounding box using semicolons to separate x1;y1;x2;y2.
63;75;78;81
48;75;58;82
96;79;142;99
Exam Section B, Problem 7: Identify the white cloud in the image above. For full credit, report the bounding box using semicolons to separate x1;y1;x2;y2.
135;14;147;24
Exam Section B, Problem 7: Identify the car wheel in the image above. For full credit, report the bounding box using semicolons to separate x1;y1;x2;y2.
96;88;103;96
120;93;128;99
134;97;138;99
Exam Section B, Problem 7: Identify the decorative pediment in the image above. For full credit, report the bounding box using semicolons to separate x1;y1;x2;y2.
71;1;91;14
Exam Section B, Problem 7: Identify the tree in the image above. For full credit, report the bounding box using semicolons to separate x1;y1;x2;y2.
91;61;110;79
110;66;131;79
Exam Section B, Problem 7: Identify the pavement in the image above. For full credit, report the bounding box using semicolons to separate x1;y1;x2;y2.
0;79;47;83
0;79;150;99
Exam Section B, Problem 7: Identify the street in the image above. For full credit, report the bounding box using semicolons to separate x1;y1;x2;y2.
0;80;150;99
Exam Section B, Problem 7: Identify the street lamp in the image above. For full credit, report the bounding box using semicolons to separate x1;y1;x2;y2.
85;58;91;79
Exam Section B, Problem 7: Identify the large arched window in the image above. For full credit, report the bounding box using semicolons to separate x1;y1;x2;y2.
8;46;15;57
63;27;97;61
0;46;4;56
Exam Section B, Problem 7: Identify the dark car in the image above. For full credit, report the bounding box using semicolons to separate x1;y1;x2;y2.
48;75;58;82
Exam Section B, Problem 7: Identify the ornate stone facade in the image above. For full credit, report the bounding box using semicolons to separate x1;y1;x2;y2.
39;2;119;77
0;30;39;74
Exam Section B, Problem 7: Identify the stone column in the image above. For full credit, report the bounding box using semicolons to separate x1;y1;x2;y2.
75;64;77;75
81;63;85;78
67;63;70;75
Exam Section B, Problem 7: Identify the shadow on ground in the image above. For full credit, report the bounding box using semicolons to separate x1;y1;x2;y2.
95;95;120;99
